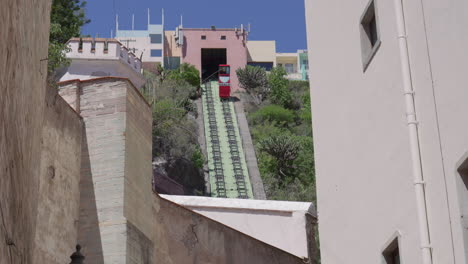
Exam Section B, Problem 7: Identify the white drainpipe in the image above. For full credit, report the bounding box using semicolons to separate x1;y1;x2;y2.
393;0;433;263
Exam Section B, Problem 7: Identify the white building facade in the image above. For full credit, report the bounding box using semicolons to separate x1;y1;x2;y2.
59;38;145;88
116;15;165;71
305;0;468;263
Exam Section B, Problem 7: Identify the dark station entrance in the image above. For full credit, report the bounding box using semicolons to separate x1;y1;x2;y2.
201;48;227;81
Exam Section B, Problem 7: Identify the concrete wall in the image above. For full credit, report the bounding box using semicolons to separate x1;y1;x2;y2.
305;0;468;262
181;29;248;92
161;195;314;258
74;78;129;262
153;195;306;264
247;41;277;65
59;77;157;263
33;87;83;263
124;77;155;263
0;0;51;263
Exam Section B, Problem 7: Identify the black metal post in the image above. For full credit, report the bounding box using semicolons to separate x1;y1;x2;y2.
70;244;85;264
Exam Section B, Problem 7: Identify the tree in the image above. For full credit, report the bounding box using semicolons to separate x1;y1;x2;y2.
268;67;293;108
168;63;201;89
236;66;269;104
48;0;90;73
259;134;301;183
249;105;295;126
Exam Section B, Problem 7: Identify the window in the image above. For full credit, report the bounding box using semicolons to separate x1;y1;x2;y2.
164;57;181;70
285;63;295;74
221;36;226;40
150;34;162;44
201;35;206;40
150;49;162;57
457;155;468;252
360;0;381;71
383;237;401;264
219;66;230;75
247;62;274;71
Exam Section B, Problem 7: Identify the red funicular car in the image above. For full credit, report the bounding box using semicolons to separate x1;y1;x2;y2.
218;65;231;99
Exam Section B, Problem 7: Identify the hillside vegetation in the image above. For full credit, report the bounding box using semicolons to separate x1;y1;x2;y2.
143;64;206;195
237;66;315;203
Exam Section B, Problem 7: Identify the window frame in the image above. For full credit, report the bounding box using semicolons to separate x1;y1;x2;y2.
381;232;403;264
359;0;382;72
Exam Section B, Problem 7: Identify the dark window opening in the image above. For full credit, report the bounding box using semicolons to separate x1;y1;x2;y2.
360;0;381;71
201;48;227;81
150;34;163;44
383;238;401;264
164;57;181;70
457;156;468;249
201;35;206;40
150;49;162;57
78;38;83;52
221;36;226;40
247;62;274;71
219;66;230;75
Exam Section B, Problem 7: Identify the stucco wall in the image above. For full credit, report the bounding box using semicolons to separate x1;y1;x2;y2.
161;195;313;258
0;0;51;263
60;60;146;89
247;41;277;65
153;195;305;264
181;29;248;92
305;0;467;262
165;31;182;57
33;87;83;263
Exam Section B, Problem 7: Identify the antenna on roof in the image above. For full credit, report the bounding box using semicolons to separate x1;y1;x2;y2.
111;29;113;39
148;8;150;26
162;8;165;27
181;15;183;28
116;14;119;32
132;14;135;30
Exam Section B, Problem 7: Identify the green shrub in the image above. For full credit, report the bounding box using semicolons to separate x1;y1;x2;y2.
249;105;295;125
191;148;205;169
258;134;301;183
169;63;201;88
268;67;293;108
236;66;269;104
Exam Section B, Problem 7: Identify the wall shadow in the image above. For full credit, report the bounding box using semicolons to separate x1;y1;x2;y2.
77;131;105;262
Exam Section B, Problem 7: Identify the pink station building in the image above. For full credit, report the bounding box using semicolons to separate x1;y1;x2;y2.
181;28;248;92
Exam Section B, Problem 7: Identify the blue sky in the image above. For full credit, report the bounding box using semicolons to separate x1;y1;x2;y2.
81;0;307;52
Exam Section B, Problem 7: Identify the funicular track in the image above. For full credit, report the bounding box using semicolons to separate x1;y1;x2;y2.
204;82;227;198
221;99;249;198
202;81;252;199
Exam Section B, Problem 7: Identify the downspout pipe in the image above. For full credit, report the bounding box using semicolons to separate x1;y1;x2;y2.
393;0;433;263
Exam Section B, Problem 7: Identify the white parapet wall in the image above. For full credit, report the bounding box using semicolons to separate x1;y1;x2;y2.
59;38;145;88
161;195;316;258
